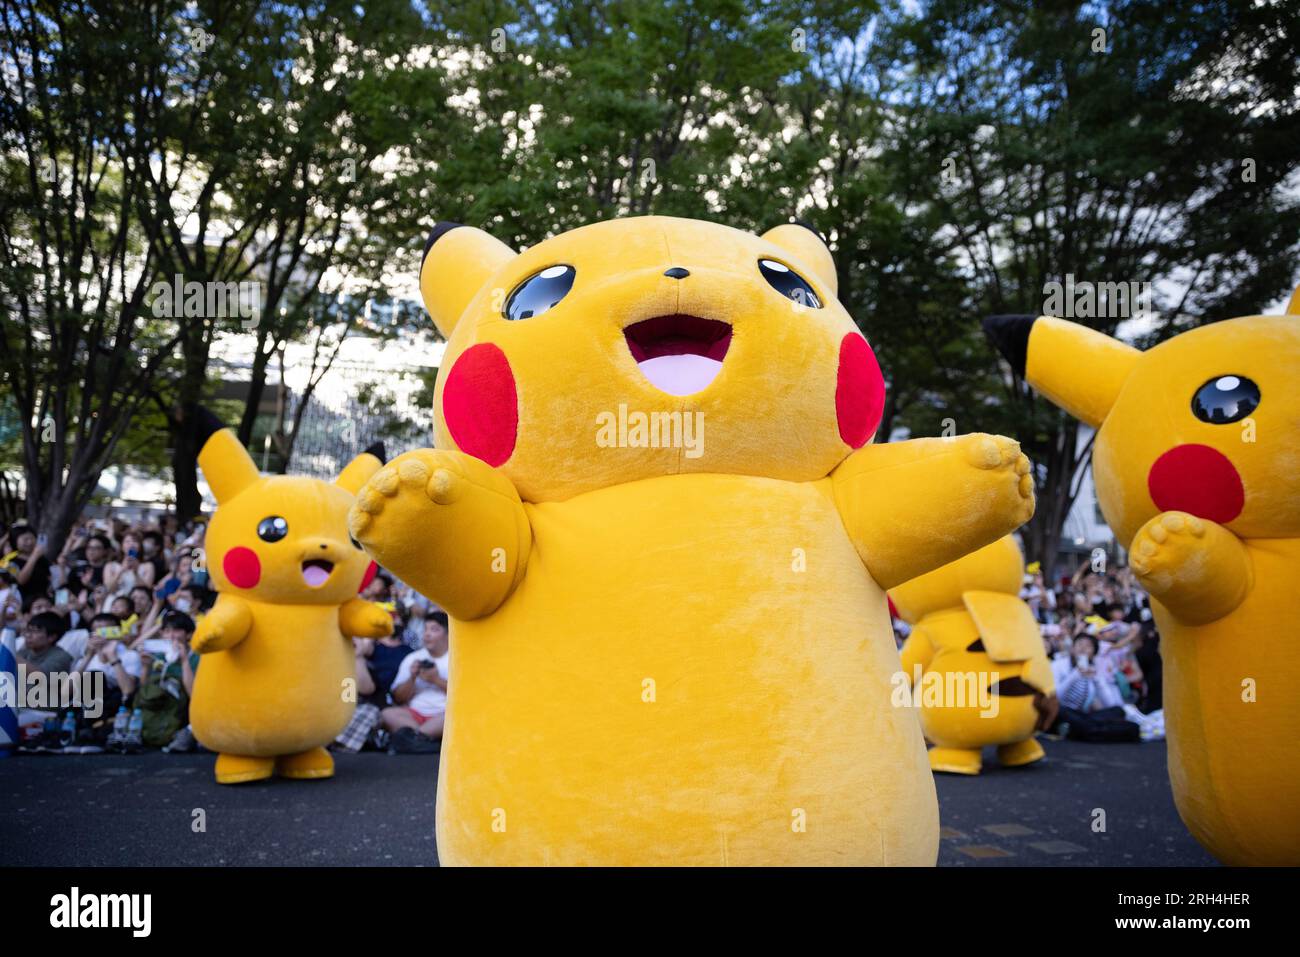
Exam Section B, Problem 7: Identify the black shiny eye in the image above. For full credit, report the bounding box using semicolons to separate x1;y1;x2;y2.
758;259;822;309
1191;375;1259;424
504;265;575;320
257;516;288;542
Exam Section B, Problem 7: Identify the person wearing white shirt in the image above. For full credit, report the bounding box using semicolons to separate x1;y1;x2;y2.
382;612;450;743
76;612;142;698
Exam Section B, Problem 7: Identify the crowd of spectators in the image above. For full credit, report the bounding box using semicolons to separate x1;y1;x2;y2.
1025;556;1164;742
5;512;1162;758
0;512;449;756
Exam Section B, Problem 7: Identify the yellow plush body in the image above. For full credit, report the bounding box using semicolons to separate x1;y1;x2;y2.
189;416;393;784
892;537;1055;775
985;292;1300;864
353;215;1036;864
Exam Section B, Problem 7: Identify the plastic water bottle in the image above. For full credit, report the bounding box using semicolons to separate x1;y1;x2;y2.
125;707;144;753
59;711;77;748
108;706;130;751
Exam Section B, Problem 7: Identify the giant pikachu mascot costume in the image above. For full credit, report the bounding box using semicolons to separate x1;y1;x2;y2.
984;287;1300;865
891;536;1056;775
189;407;394;784
350;216;1036;865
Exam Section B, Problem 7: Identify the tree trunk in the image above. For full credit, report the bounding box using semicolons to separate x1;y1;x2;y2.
237;329;275;446
170;415;203;522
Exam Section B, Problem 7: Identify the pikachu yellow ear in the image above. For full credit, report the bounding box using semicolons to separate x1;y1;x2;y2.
983;315;1140;428
419;222;517;338
335;442;385;495
1286;283;1300;316
760;221;838;298
192;405;260;504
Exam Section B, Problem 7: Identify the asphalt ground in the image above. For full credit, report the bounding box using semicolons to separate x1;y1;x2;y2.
0;735;1215;867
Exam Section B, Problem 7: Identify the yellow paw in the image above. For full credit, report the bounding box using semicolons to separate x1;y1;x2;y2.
961;434;1035;523
1129;511;1206;591
348;449;466;543
191;626;222;655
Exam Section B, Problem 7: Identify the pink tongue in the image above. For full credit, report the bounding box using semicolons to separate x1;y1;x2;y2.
302;565;330;587
636;354;723;396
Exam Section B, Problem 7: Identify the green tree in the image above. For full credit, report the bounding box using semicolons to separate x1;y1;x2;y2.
873;0;1300;567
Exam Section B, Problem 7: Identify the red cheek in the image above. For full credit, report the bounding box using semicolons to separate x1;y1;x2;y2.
836;332;886;449
1147;443;1244;524
358;560;378;594
222;547;262;589
442;343;518;467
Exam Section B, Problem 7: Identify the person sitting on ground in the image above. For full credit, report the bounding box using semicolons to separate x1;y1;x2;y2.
333;637;383;753
135;610;200;749
367;623;416;701
74;611;141;705
381;612;450;752
17;610;73;676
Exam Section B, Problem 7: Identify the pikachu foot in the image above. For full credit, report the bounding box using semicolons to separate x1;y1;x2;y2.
997;737;1046;768
275;746;335;780
929;747;983;775
214;753;276;785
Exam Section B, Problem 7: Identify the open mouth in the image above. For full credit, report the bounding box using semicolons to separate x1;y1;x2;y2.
623;314;732;396
301;559;334;587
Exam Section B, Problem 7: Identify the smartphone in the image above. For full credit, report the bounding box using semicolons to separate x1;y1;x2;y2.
55;588;70;605
127;548;139;559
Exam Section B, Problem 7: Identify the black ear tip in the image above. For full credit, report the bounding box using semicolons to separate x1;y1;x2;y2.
187;403;225;448
983;314;1038;377
362;441;387;464
790;218;829;246
422;221;465;261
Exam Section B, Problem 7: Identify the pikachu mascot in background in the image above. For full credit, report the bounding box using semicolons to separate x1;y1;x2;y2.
984;286;1300;865
188;406;394;784
349;215;1036;865
891;536;1056;775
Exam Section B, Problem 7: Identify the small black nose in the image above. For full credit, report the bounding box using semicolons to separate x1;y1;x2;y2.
663;267;690;280
320;544;328;549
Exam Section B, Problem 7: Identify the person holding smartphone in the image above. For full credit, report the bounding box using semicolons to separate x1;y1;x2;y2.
3;524;52;598
382;612;450;752
75;612;141;699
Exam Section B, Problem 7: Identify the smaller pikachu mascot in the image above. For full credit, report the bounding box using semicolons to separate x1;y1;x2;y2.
891;536;1056;775
984;287;1300;864
187;406;394;784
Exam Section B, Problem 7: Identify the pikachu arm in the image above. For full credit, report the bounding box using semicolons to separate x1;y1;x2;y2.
338;598;395;639
191;595;253;654
898;626;936;684
1129;511;1252;626
831;434;1035;591
348;448;532;621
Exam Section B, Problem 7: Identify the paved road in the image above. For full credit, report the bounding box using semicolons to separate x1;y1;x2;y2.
1;736;1215;866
